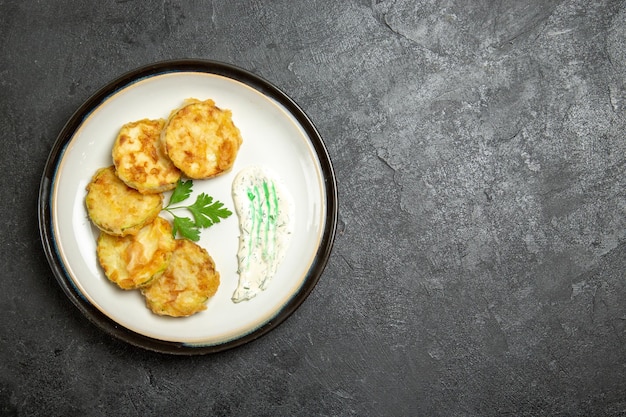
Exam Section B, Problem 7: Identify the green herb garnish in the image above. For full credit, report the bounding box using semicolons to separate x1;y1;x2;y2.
163;179;233;241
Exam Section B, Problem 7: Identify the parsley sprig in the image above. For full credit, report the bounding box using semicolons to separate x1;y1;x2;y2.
162;179;232;241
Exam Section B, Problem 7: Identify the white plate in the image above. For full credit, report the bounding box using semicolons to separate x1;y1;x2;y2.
39;60;337;354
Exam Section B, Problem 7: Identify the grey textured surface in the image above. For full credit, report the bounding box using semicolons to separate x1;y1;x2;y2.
2;0;626;415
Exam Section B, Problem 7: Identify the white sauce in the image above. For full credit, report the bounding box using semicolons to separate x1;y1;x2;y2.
231;165;294;302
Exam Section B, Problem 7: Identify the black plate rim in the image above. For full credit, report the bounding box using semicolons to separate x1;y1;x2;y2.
37;58;338;355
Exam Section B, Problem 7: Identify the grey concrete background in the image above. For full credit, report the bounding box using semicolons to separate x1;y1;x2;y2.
2;0;626;415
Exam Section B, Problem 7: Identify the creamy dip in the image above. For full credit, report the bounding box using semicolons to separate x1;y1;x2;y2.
231;165;294;303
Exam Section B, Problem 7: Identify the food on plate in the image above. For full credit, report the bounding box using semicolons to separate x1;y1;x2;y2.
141;239;221;317
84;97;242;317
96;216;176;289
112;118;181;194
162;98;243;179
231;165;294;303
85;166;163;236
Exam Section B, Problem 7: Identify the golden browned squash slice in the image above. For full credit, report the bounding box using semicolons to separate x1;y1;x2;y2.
141;239;220;317
112;118;181;194
85;166;162;236
162;98;243;179
97;217;176;290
